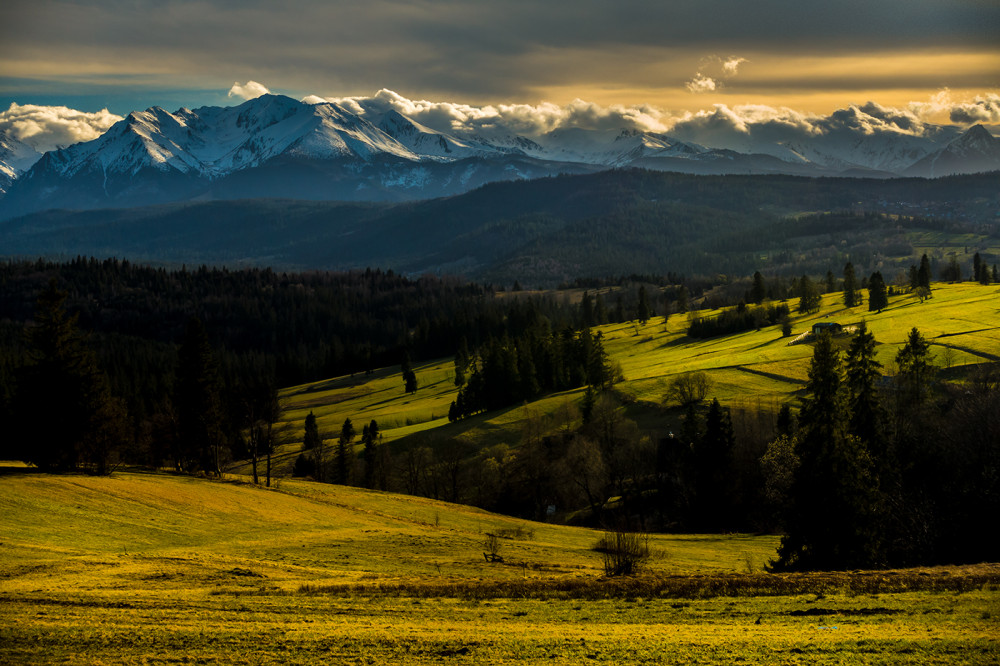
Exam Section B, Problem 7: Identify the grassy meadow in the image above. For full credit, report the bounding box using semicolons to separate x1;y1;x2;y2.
253;281;1000;478
1;466;998;664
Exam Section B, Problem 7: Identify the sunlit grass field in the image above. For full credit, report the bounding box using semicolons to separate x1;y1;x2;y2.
2;467;997;664
254;282;1000;478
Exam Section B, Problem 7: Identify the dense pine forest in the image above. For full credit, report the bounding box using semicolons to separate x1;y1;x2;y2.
0;258;612;472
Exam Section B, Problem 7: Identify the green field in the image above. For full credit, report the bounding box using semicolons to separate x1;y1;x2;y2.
253;282;1000;478
1;467;997;664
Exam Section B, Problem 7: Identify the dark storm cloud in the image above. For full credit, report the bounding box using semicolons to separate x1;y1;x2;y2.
2;0;997;103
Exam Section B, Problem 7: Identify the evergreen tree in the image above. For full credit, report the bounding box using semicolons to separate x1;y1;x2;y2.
774;332;881;570
843;262;861;307
750;271;766;305
175;317;226;474
675;285;689;313
797;275;821;313
973;252;984;284
405;369;418;394
895;327;934;408
613;294;625;323
636;285;650;324
867;271;888;313
940;256;961;282
335;417;355;484
844;322;885;456
916;254;932;295
693;398;735;531
594;292;608;325
580;384;597;424
775;403;796;438
303;411;320;450
15;280;128;473
303;410;325;481
580;291;594;329
679;402;702;449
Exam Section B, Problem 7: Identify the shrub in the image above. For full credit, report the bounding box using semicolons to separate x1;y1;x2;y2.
292;453;315;478
594;529;650;577
483;533;503;563
667;371;710;407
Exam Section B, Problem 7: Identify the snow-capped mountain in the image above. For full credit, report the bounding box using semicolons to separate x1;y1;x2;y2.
904;125;1000;177
0;131;42;196
1;94;997;218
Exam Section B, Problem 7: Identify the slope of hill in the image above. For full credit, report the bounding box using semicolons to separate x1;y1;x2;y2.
1;462;997;663
0;466;779;621
265;282;1000;478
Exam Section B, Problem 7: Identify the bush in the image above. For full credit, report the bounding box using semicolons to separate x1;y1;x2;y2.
292;453;315;478
594;529;650;577
667;371;710;407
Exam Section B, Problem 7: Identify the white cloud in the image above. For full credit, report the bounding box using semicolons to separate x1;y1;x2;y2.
0;103;122;153
685;74;717;94
304;89;993;148
948;93;1000;125
722;57;747;76
309;89;671;136
227;80;270;101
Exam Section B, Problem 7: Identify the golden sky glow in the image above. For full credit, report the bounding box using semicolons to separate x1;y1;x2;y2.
1;0;998;122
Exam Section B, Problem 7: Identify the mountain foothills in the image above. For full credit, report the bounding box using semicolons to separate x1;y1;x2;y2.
1;94;999;217
2;169;998;286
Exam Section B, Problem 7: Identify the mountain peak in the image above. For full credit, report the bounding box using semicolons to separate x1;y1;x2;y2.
952;124;995;148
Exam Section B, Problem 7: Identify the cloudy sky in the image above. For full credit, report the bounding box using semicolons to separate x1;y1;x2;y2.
1;0;998;151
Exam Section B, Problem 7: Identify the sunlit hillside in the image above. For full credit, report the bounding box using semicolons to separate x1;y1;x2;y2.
0;466;777;597
257;282;1000;478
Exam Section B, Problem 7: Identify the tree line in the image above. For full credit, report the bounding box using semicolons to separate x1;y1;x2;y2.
0;258;589;474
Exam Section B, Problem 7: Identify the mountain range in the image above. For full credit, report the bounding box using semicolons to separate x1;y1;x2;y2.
1;94;998;219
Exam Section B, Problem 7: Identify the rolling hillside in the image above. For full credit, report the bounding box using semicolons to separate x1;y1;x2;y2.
261;282;1000;480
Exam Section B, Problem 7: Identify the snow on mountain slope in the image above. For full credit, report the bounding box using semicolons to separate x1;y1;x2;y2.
40;95;428;183
0;131;42;195
372;109;490;159
3;93;998;218
904;125;1000;177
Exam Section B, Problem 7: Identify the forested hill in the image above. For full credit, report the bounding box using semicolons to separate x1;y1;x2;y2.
2;170;997;286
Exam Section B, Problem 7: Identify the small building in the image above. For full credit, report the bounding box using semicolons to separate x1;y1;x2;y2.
812;322;843;336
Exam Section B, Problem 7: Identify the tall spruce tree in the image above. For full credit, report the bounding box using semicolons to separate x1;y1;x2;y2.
303;410;325;481
895;327;934;409
867;271;888;313
580;290;594;329
844;322;885;459
797;275;821;313
636;285;650;324
916;253;932;298
693;398;735;531
335;417;355;484
362;419;380;489
773;332;881;570
750;271;766;304
843;262;861;307
175;318;226;474
17;280;126;472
